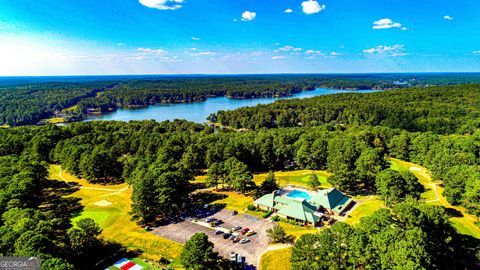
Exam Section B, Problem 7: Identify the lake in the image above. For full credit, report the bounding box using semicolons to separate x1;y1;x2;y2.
84;88;380;123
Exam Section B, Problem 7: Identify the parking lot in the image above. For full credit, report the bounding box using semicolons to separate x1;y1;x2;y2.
151;209;275;268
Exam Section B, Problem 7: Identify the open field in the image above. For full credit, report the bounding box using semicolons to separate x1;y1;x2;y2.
46;117;65;124
210;191;253;213
276;221;319;238
260;246;292;270
344;196;384;225
253;170;331;189
48;165;183;265
389;158;480;239
194;170;332;190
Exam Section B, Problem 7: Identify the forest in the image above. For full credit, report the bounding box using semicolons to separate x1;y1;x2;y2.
1;81;480;269
213;84;480;134
3;73;480;126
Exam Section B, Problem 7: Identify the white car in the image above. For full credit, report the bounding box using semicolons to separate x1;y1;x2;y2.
240;238;250;244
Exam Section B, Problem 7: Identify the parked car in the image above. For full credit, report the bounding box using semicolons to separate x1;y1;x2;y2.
232;237;241;243
203;204;209;209
228;235;236;240
223;233;231;239
240;238;250;244
231;210;238;215
246;230;255;236
232;226;241;231
230;251;237;262
214;219;223;225
240;228;249;234
214;230;223;235
206;217;217;222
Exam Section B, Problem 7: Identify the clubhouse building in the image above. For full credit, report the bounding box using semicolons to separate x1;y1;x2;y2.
254;188;353;226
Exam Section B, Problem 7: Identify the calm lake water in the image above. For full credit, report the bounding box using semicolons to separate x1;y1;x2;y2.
84;88;380;123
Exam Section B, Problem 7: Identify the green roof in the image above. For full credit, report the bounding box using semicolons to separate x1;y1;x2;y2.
309;188;351;212
277;200;320;223
254;193;275;208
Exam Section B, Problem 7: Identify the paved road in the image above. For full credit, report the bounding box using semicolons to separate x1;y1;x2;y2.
151;209;275;268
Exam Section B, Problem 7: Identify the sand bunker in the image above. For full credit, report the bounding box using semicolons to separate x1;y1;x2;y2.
409;166;422;172
94;199;112;207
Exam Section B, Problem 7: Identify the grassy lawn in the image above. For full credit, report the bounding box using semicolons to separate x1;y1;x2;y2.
48;165;183;264
46;117;65;124
389;158;480;239
193;170;332;190
344;196;384;225
210;191;253;213
260;247;292;270
277;221;319;238
253;170;331;189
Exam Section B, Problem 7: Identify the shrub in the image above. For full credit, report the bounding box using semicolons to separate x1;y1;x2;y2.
272;215;280;222
263;210;273;218
247;204;256;211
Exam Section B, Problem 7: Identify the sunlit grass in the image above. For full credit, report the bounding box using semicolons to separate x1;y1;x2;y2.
48;165;183;262
46;117;65;124
210;191;253;213
260;247;292;270
253;170;331;189
344;196;384;225
389;158;480;239
277;221;319;238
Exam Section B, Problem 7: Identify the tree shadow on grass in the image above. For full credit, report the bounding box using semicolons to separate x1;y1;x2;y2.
444;207;463;218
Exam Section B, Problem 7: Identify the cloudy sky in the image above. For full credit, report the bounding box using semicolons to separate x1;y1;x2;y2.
0;0;479;75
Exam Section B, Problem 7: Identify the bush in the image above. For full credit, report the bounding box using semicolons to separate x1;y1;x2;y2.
247;204;256;211
272;215;280;222
263;210;273;218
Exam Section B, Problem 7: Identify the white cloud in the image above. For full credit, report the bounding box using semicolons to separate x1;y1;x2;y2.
136;47;165;55
191;37;200;41
272;56;286;60
305;49;322;55
330;52;340;56
473;50;480;54
138;0;184;10
363;45;406;56
276;45;302;52
443;15;454;21
372;18;402;29
241;11;256;21
284;8;293;13
401;27;408;31
301;1;326;15
191;51;216;56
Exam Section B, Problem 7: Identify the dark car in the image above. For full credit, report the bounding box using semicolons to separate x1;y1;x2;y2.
228;235;236;240
214;230;223;235
231;210;238;216
223;233;231;239
206;217;217;223
214;219;223;225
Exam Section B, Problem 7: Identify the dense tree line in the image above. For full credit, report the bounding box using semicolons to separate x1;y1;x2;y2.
214;84;480;134
4;74;480;126
0;155;117;269
1;118;479;222
0;82;115;126
291;199;478;269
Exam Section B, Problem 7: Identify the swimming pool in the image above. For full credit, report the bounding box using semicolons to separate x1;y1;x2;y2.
286;189;312;200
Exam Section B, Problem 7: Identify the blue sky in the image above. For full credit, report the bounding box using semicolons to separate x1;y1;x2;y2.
0;0;479;75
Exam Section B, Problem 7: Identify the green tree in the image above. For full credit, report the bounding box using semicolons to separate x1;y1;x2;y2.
180;233;221;270
260;171;279;194
309;173;320;189
266;225;289;244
